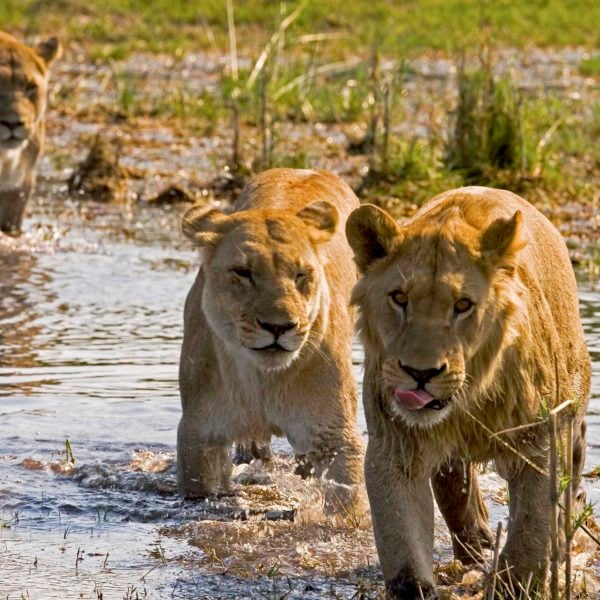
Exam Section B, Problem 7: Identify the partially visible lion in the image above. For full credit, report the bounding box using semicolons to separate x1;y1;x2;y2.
178;168;364;511
346;187;590;598
0;31;61;235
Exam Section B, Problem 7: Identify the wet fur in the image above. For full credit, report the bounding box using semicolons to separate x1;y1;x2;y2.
177;168;364;511
347;187;591;597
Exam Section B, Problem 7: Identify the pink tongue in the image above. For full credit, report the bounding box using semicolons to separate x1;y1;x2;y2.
394;388;435;410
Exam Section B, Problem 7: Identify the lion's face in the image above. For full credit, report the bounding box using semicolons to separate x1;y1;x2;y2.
347;201;526;428
0;33;60;151
183;201;338;371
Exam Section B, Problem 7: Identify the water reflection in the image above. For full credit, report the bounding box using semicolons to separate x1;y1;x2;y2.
0;252;57;395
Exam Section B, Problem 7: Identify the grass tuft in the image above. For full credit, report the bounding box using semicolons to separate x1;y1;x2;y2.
445;53;525;180
579;56;600;78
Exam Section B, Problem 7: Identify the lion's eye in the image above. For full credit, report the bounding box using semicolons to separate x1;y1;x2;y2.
295;271;308;284
454;298;474;314
232;267;252;281
390;290;408;308
26;82;37;99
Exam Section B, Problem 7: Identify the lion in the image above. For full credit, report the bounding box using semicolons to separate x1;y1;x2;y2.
346;186;591;598
0;31;61;235
178;168;364;511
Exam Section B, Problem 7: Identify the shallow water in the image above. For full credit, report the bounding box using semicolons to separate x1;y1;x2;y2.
0;195;599;598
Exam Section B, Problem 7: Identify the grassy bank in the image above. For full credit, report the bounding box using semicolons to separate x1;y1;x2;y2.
2;0;600;59
2;1;599;263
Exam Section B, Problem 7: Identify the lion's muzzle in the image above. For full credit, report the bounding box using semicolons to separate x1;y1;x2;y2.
0;119;29;148
244;318;306;368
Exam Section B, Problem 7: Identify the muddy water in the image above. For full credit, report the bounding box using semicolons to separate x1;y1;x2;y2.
0;195;599;599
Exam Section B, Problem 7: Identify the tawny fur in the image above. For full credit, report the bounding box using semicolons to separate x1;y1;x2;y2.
0;31;61;234
178;168;364;512
346;186;590;598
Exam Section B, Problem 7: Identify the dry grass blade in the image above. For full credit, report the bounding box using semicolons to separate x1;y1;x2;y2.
246;1;307;90
273;58;363;100
488;420;544;439
533;116;564;177
226;0;238;82
495;563;518;600
564;415;574;600
515;572;534;598
549;411;559;600
550;398;572;416
453;535;488;570
198;13;218;52
486;521;503;600
230;99;241;170
293;32;348;44
465;410;547;477
549;355;561;600
558;499;600;547
381;78;393;170
259;69;270;169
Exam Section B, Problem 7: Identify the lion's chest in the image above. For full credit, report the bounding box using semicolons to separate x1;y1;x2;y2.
0;146;29;191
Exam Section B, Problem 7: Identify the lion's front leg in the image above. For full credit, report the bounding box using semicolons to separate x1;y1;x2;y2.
306;429;365;514
0;187;31;235
177;411;232;498
281;375;365;515
432;458;493;564
498;462;551;590
365;440;439;600
288;423;364;515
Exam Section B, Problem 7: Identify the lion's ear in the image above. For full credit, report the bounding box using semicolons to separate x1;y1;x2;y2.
480;210;527;273
36;37;62;66
182;205;230;247
345;204;402;272
296;201;338;243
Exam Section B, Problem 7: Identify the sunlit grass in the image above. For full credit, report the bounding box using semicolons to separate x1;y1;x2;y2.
2;0;600;58
579;55;600;77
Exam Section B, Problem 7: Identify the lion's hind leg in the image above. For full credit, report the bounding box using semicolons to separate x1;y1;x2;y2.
432;458;493;565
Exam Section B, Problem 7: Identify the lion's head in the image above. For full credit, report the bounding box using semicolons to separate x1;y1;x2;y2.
0;32;61;150
346;192;528;428
182;201;338;371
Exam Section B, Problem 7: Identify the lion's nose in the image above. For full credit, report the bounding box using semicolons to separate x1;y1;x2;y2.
0;119;25;131
400;362;446;383
257;319;297;338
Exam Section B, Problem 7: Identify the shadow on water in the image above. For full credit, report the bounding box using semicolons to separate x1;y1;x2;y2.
0;196;598;598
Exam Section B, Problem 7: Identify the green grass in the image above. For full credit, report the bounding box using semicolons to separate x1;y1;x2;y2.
357;71;600;212
2;0;598;225
579;55;600;77
2;0;599;59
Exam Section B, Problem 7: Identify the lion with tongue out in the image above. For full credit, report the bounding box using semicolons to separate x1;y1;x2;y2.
346;186;590;599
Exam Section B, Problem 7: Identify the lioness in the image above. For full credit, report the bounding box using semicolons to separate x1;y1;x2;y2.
0;31;60;235
346;187;590;598
178;168;364;509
